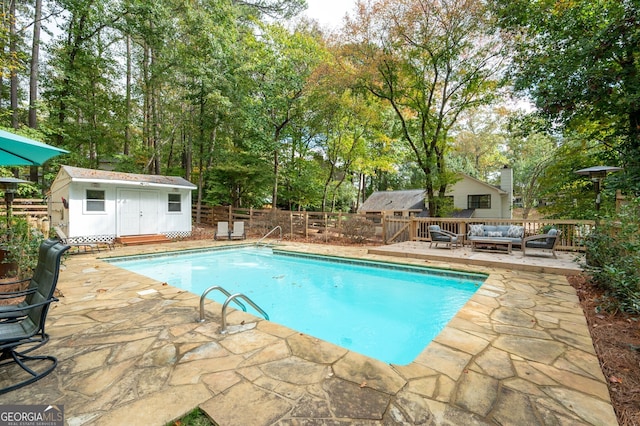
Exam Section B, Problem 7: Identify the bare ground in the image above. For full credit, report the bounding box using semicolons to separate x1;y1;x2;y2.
569;274;640;426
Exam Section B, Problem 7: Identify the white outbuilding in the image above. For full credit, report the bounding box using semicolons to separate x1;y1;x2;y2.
48;165;197;244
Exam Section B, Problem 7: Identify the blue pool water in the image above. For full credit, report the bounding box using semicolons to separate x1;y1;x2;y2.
108;246;486;365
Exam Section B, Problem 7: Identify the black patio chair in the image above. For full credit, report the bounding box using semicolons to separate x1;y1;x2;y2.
522;229;561;258
428;225;462;249
0;240;69;394
0;238;59;320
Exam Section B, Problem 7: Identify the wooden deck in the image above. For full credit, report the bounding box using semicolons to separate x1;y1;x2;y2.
368;241;584;275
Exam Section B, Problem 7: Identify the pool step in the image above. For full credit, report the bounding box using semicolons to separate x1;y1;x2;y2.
116;234;171;246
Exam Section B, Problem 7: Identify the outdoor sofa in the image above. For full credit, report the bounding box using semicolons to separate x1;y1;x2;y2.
466;224;524;247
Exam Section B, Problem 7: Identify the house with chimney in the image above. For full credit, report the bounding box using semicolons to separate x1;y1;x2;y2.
359;166;514;219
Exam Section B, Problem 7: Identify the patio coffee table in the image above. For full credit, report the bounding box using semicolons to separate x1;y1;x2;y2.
471;239;512;254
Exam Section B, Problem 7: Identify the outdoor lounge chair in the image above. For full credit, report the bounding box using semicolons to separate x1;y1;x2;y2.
428;225;462;249
229;221;246;240
522;229;561;258
0;239;59;321
54;226;100;253
0;240;69;394
214;222;229;240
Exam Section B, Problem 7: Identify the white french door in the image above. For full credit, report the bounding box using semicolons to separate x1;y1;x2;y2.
117;190;159;236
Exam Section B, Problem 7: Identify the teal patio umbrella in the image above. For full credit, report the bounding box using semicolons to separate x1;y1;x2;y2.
0;129;68;166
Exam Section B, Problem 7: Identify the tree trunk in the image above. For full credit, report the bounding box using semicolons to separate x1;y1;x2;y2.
29;0;41;129
9;0;18;128
124;35;131;155
29;0;42;183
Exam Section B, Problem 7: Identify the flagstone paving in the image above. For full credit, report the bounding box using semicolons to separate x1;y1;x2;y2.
0;240;617;425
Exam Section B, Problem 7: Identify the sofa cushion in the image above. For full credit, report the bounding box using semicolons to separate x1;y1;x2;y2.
469;224;484;237
483;225;497;234
496;226;511;234
546;229;559;244
507;225;523;238
487;231;503;237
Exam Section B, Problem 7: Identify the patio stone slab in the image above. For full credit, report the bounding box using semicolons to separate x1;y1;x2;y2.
323;377;391;419
200;381;291;426
454;370;499;416
493;335;565;364
0;240;616;426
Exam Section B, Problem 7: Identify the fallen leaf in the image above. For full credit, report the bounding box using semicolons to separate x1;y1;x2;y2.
97;288;107;293
609;376;623;383
360;381;367;388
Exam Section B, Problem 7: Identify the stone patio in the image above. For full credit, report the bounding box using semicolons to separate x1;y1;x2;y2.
0;240;617;425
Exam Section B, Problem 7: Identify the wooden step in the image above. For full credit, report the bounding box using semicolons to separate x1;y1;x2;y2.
115;234;171;246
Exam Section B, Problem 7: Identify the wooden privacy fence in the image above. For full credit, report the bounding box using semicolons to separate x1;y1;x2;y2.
194;205;594;251
193;205;382;242
0;199;48;218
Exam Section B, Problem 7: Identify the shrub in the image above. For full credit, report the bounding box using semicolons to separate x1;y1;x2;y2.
584;197;640;314
0;216;45;279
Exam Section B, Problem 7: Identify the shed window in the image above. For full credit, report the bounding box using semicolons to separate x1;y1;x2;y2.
86;189;105;212
468;194;491;209
168;193;181;212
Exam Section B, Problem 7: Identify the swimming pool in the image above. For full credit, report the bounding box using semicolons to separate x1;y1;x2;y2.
107;246;487;365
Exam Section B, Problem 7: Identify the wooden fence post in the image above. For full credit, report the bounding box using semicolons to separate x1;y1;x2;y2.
289;211;293;239
324;212;328;242
382;212;387;244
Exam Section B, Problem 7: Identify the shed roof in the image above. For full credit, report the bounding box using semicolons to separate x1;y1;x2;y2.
359;189;425;212
60;165;197;189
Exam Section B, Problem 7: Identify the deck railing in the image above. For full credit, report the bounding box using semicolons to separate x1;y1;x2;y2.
385;217;595;252
193;205;594;252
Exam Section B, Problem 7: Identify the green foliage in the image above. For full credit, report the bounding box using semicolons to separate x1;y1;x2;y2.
166;408;215;426
0;217;45;279
203;152;272;208
344;0;504;216
490;0;640;192
584;198;640;314
535;132;621;220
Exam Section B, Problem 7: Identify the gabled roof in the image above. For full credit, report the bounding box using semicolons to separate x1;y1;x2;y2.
59;165;197;189
359;189;425;212
457;173;507;195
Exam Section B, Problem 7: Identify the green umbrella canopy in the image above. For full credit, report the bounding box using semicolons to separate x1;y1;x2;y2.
0;129;68;166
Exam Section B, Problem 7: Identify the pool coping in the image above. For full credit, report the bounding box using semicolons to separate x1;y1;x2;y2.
0;240;617;425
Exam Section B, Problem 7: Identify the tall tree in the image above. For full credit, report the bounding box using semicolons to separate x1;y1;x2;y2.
449;106;509;180
244;22;325;208
342;0;504;216
28;0;41;129
491;0;640;191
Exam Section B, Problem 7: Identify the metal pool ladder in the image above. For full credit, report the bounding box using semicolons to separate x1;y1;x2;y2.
221;293;269;334
198;285;269;334
256;225;282;247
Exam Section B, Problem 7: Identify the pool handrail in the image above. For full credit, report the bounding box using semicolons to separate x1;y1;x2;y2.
256;226;282;246
198;285;247;323
221;293;269;334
